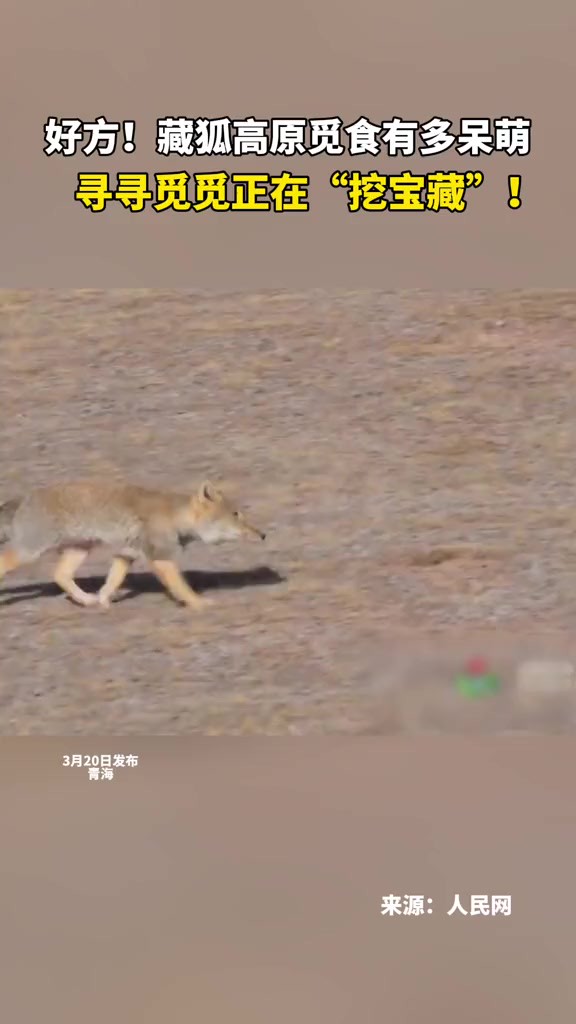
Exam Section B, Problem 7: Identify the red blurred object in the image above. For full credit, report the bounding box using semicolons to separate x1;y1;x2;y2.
466;657;489;676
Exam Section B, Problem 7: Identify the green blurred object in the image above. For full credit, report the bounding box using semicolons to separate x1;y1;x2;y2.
455;657;501;698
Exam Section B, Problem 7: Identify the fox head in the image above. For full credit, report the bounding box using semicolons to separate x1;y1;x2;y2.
190;481;266;544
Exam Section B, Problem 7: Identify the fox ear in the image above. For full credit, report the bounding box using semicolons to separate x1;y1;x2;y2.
199;481;217;502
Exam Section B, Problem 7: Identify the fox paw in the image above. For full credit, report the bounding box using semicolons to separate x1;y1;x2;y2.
71;593;99;608
186;596;214;611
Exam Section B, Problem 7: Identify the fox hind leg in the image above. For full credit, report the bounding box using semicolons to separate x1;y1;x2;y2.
0;547;27;582
98;554;135;608
53;547;98;607
0;547;24;577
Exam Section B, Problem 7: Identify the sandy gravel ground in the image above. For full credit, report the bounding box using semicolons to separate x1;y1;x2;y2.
1;288;576;734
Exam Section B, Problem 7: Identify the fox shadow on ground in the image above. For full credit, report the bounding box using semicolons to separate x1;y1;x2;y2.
0;566;285;607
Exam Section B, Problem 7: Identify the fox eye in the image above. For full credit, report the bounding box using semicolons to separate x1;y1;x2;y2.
233;511;239;518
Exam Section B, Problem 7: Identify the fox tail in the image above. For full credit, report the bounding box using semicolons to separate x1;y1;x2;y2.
0;498;20;544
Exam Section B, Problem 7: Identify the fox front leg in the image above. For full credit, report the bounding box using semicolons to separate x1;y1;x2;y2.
149;559;213;610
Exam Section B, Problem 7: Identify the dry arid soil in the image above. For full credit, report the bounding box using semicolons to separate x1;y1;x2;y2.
1;288;576;734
